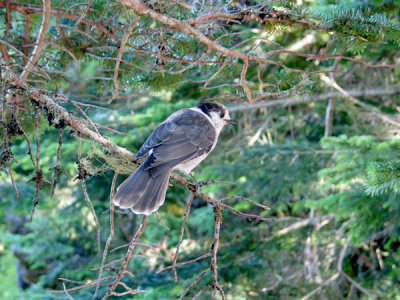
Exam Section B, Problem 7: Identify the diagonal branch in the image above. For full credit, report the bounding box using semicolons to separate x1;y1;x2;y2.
20;0;51;80
102;215;148;300
110;16;141;103
0;59;137;163
93;172;119;300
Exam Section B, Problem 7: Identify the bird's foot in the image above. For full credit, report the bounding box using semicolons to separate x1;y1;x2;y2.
189;173;199;193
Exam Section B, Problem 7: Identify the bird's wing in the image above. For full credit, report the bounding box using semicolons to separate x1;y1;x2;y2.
137;109;216;175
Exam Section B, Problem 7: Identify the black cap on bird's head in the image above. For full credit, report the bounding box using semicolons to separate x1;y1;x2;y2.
195;102;235;124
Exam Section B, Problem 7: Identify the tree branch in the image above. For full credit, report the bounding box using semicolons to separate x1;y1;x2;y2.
0;59;137;164
20;0;51;80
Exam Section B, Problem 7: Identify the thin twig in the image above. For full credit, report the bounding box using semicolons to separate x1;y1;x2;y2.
240;57;253;104
155;211;170;231
74;0;94;26
211;204;225;299
51;128;64;197
1;87;19;197
341;271;376;299
158;252;212;273
193;285;212;299
93;122;132;137
171;191;195;282
92;172;119;300
78;139;101;254
66;98;101;137
102;215;148;300
228;86;400;112
109;16;140;103
219;195;270;210
30;105;41;222
178;268;211;300
197;180;236;187
0;60;138;163
50;276;116;293
20;0;51;80
62;283;74;300
90;258;124;271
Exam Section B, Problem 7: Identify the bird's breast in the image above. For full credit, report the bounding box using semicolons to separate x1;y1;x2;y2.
174;152;209;174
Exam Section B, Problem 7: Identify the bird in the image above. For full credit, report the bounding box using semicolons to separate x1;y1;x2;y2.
114;102;234;215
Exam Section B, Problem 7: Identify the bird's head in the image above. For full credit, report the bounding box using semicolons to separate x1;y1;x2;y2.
195;102;235;132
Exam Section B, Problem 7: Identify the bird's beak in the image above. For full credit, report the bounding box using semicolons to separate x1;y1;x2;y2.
225;119;236;125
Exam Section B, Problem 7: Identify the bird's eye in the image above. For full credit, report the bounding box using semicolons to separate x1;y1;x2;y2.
220;111;225;118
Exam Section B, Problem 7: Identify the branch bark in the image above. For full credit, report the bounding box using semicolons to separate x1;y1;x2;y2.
20;0;51;80
229;86;400;112
0;58;137;163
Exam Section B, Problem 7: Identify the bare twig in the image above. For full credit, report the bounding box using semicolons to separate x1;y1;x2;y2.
1;87;19;197
78;139;101;254
211;204;225;299
229;86;400;112
63;283;74;300
0;60;138;163
171;191;196;282
219;195;270;210
110;242;161;255
74;0;94;26
30;105;44;222
193;285;213;299
299;272;340;300
155;211;170;231
240;58;253;104
158;252;212;273
321;75;400;127
92;172;119;300
109;16;140;103
102;215;148;300
178;268;211;300
341;271;375;299
20;0;51;80
51;128;64;198
63;96;101;137
197;180;236;187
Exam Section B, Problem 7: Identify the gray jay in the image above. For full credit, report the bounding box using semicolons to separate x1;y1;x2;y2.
114;102;234;215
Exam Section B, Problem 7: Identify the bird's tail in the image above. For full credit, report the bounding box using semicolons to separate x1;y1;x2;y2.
114;164;171;215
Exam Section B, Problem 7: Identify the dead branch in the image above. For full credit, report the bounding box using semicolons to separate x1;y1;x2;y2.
178;268;211;300
229;86;400;112
29;105;51;221
93;172;119;299
170;191;196;282
158;252;212;273
211;204;225;299
78;139;101;254
102;215;148;300
110;16;141;103
50;128;65;197
20;0;51;80
0;59;137;163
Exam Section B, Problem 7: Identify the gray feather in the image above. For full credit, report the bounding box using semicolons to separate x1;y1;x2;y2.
136;109;215;161
114;155;172;215
129;171;170;215
114;108;216;215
